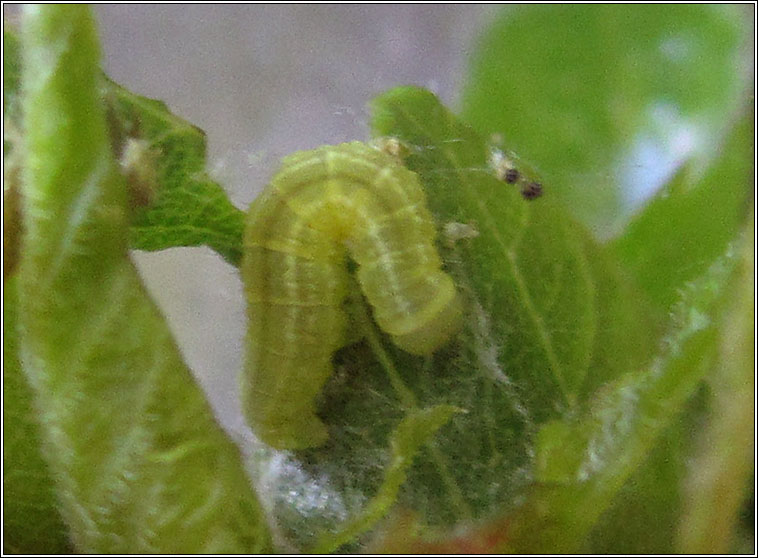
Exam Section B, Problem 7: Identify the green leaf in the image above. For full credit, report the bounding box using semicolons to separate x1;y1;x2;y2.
580;390;705;554
371;86;660;410
611;110;753;309
502;241;740;553
310;405;461;553
392;238;741;554
104;78;245;266
247;85;659;550
677;213;754;553
3;24;22;128
17;5;270;552
3;277;73;554
462;5;750;238
367;86;677;552
363;86;750;553
366;234;739;554
3;28;68;551
4;27;245;267
3;25;245;266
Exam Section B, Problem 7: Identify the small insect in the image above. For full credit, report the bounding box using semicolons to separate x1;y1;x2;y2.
489;146;544;201
503;167;520;184
520;181;543;200
241;142;463;450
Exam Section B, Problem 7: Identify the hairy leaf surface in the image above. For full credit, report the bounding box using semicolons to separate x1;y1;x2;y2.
17;6;270;552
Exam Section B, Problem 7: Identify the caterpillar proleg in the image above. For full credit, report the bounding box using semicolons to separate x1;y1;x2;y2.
241;142;462;449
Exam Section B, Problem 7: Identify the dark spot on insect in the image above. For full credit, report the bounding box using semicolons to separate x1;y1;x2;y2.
504;167;520;184
521;181;543;200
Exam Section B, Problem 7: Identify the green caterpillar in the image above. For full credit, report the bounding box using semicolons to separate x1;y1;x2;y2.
241;142;462;449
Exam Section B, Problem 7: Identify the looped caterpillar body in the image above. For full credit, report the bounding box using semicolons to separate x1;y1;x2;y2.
242;142;462;449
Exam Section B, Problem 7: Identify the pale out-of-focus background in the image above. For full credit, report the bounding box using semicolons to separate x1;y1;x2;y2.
5;5;496;435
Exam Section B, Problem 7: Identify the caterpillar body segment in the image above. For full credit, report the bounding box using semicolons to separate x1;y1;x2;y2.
242;142;462;449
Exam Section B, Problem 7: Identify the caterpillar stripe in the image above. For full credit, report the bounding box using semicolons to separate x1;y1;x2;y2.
241;142;463;449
